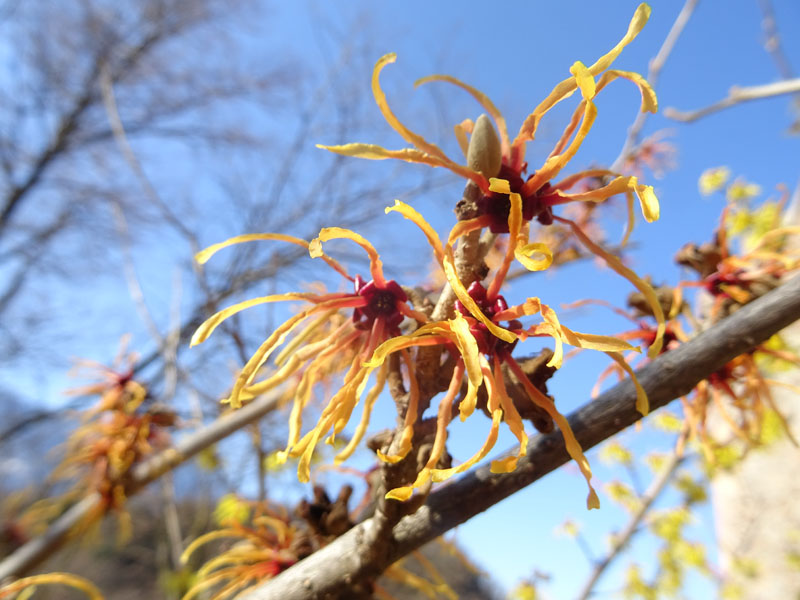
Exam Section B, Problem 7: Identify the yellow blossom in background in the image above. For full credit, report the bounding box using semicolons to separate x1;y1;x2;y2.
698;166;731;196
0;573;103;600
726;177;761;203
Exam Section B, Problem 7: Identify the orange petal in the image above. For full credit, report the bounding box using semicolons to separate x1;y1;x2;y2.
311;227;386;288
556;216;665;357
191;293;323;346
596;69;658;113
606;351;649;415
386;200;445;265
416;74;511;157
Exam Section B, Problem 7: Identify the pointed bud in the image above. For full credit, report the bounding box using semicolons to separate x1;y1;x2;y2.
466;114;502;178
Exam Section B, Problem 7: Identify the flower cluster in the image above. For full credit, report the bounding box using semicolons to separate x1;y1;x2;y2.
194;4;665;510
24;350;175;540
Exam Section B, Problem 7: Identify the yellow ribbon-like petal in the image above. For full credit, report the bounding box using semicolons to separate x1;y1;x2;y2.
557;216;665;357
191;293;320;346
416;73;511;159
195;233;309;265
311;227;386;288
386;199;445;265
596;69;658;113
606;351;649;415
635;184;660;222
515;242;553;272
514;3;651;154
570;61;596;100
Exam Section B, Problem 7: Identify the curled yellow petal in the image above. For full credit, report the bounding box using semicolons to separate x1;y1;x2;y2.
524;101;598;195
386;199;445;265
570;61;596;100
559;326;639;353
443;249;516;344
606;351;649;415
451;312;484;419
311;227;386;287
589;4;652;75
430;409;503;482
635;184;660;222
514;3;651;152
416;74;510;157
335;363;388;464
596;69;658;113
508;357;599;510
487;181;523;299
515;242;553;272
372;53;451;162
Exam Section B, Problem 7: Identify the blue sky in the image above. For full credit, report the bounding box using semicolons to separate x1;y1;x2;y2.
3;0;799;597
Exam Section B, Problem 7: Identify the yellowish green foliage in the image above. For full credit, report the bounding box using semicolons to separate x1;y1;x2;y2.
213;494;251;526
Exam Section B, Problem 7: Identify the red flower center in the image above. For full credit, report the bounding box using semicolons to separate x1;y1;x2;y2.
455;281;520;358
476;165;557;233
352;275;408;331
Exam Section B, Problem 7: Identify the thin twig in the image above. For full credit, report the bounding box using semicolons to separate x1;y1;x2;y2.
611;0;699;172
665;78;800;123
237;274;800;600
575;428;688;600
758;0;796;81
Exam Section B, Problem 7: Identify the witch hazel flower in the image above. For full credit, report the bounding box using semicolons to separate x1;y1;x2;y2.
358;200;648;508
191;229;427;482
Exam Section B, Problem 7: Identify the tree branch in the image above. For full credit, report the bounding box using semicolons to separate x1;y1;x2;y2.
239;274;800;600
575;430;687;600
664;78;800;123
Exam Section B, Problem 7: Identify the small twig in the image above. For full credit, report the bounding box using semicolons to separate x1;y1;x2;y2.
611;0;699;172
665;78;800;123
758;0;797;81
575;428;688;600
160;474;184;573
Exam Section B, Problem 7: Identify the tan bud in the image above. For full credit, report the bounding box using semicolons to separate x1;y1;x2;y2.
466;114;502;178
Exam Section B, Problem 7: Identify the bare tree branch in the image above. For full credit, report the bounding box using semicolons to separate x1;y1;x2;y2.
665;78;800;123
237;273;800;600
575;429;688;600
